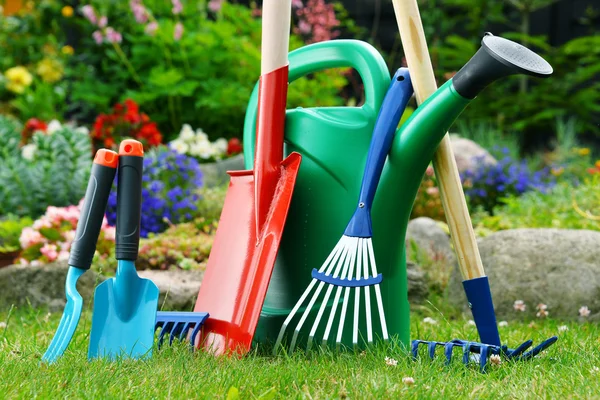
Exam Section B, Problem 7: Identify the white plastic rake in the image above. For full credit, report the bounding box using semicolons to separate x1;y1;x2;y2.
274;68;414;353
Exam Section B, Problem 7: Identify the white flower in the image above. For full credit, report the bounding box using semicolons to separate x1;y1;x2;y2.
169;139;189;155
579;306;591;318
74;126;89;135
498;321;508;327
536;303;549;318
195;129;209;142
31;260;41;267
384;356;398;366
489;354;502;366
591;366;600;374
21;144;37;160
422;317;437;325
466;319;476;326
558;325;569;332
0;322;6;329
402;377;415;385
513;300;526;312
213;138;228;154
190;140;214;159
179;124;195;141
46;120;63;134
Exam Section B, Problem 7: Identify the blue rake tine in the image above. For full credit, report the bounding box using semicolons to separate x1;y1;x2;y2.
410;340;423;359
444;342;458;365
156;322;174;349
179;322;192;341
169;322;185;346
427;341;438;359
506;339;533;358
479;343;491;372
517;336;558;361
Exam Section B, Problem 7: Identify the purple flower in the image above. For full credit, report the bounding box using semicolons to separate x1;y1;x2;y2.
92;30;104;45
208;0;223;12
145;21;159;36
172;0;183;14
98;16;108;28
131;3;148;23
174;22;184;41
105;27;123;44
81;5;97;25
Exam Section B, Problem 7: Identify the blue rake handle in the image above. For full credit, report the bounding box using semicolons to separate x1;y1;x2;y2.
344;68;414;238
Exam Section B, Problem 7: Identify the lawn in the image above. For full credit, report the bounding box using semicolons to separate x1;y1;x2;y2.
1;306;598;399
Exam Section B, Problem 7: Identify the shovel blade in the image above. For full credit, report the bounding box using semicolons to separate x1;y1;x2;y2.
194;153;301;356
88;273;159;361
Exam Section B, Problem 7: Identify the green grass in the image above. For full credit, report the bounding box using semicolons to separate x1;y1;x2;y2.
1;306;599;399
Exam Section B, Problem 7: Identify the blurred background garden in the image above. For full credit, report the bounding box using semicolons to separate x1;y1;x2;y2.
0;0;598;320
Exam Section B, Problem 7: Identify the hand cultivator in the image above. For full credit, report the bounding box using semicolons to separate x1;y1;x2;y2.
392;0;557;371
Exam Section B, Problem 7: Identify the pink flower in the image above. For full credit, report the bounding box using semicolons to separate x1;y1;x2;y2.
425;165;434;177
58;251;70;262
131;3;148;23
172;0;183;14
145;21;158;36
19;227;44;249
81;5;97;25
31;260;41;267
292;0;304;8
40;244;58;262
32;217;52;230
105;27;123;44
536;303;549;318
426;187;439;196
92;30;104;45
98;16;108;28
103;226;116;241
174;22;184;41
297;20;311;34
579;306;591;318
513;300;526;312
208;0;223;12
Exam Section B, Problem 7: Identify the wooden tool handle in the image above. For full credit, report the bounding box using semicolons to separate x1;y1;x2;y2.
392;0;485;280
261;0;292;74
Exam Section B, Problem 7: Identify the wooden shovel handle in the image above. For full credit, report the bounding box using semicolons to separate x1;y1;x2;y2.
392;0;485;280
261;0;291;75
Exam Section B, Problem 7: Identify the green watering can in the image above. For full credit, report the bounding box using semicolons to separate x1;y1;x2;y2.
243;38;551;349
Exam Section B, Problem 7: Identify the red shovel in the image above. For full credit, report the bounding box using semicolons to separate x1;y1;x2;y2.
192;0;300;356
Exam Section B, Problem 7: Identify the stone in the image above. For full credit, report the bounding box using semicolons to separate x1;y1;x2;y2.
447;228;600;321
0;262;104;312
406;217;456;268
407;261;429;304
138;268;204;311
199;154;245;187
450;135;497;174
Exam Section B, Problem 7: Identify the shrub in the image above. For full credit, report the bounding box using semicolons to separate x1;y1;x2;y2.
461;147;556;214
411;165;445;221
472;175;600;235
17;202;115;266
137;218;215;271
105;146;203;237
0;121;92;218
0;215;33;254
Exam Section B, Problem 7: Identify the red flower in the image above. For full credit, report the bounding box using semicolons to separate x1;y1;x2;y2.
227;138;243;155
22;118;47;144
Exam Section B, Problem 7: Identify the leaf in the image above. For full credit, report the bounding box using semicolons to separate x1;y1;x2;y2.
225;386;240;400
148;67;184;88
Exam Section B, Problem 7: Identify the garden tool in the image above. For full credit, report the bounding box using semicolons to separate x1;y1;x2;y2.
88;139;160;361
42;149;117;363
274;68;414;352
191;0;301;356
392;0;557;370
243;36;557;352
155;311;209;350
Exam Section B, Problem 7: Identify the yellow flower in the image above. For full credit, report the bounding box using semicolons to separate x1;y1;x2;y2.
61;6;74;17
595;160;600;169
4;66;33;94
61;45;74;55
551;166;564;177
578;147;591;156
36;58;63;83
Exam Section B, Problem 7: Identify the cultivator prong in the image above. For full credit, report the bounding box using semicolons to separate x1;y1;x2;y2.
411;336;557;372
155;311;209;350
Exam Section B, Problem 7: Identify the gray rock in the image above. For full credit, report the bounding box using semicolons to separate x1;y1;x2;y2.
406;217;456;268
447;229;600;321
407;261;429;304
0;262;104;312
199;154;245;187
450;136;497;174
138;268;204;311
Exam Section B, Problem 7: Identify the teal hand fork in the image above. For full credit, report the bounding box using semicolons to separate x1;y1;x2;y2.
88;139;160;360
42;149;118;363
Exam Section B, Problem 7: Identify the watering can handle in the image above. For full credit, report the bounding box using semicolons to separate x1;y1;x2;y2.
243;40;390;165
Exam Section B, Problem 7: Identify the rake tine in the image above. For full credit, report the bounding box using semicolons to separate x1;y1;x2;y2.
410;340;422;359
179;322;192;341
366;239;388;341
169;322;184;346
427;341;437;360
462;342;472;365
506;339;533;358
157;322;172;349
517;336;558;361
190;322;203;351
444;342;456;365
335;240;355;348
479;344;490;372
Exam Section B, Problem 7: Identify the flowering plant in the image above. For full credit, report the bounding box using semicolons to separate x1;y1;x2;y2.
461;147;556;214
105;147;203;237
168;124;242;162
92;99;162;151
17;202;115;266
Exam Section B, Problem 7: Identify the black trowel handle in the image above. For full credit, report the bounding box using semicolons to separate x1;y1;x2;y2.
115;139;144;261
69;149;118;270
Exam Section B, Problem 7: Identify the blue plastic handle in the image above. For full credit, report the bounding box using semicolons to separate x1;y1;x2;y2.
344;68;414;238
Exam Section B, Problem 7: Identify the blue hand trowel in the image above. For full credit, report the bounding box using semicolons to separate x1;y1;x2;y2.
88;139;160;361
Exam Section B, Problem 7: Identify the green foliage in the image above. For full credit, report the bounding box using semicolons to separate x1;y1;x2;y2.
70;2;348;141
0;215;32;253
472;176;600;235
10;81;67;122
0;115;22;159
0;126;92;218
